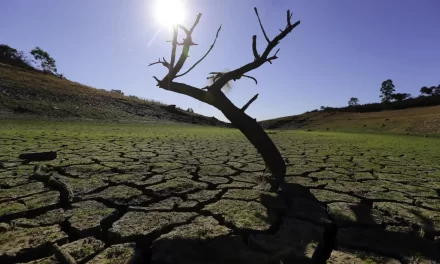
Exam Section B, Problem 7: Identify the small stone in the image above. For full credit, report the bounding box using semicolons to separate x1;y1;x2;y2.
18;151;57;161
0;222;10;232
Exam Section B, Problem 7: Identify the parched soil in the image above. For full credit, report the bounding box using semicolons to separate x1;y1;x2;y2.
0;121;440;263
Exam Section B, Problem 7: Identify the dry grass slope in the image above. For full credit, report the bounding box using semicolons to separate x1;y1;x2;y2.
0;64;226;126
260;106;440;135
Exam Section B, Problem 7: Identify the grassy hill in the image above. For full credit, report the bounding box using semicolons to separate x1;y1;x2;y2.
260;105;440;135
0;64;226;126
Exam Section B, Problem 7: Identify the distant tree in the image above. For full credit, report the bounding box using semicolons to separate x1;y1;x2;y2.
348;97;359;106
320;106;325;111
390;93;411;102
0;44;19;62
420;86;433;96
187;108;194;113
380;79;395;103
30;47;57;74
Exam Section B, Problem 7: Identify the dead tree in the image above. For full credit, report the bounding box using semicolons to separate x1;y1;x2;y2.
149;8;300;191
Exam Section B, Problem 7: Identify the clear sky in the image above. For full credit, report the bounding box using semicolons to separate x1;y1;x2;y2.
1;0;439;121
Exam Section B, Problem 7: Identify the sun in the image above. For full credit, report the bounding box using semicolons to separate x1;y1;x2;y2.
155;0;185;28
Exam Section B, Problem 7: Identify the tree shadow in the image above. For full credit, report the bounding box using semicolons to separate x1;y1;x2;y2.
132;183;440;264
332;198;440;263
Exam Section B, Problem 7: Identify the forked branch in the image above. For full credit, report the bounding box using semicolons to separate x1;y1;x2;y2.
209;8;300;91
176;25;222;78
149;7;298;103
150;13;205;84
148;57;170;68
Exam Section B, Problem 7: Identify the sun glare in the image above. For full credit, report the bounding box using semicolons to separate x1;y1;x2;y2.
155;0;185;28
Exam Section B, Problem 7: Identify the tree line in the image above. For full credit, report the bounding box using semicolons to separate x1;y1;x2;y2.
0;44;62;77
318;79;440;113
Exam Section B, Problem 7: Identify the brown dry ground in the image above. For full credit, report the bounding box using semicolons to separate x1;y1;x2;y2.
0;120;440;263
0;64;226;126
260;105;440;135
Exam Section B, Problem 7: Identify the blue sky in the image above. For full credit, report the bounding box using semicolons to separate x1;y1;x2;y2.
1;0;439;121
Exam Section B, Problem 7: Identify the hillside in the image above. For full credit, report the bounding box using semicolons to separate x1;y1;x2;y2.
260;105;440;135
0;64;226;126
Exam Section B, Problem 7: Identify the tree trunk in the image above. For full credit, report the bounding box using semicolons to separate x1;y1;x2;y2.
212;90;286;190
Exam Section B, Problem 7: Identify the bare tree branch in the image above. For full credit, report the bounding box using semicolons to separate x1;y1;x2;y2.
266;48;280;64
242;74;258;85
189;13;202;34
208;10;300;91
148;57;170;68
252;35;259;60
169;26;178;70
153;77;215;106
167;39;198;46
168;15;202;78
241;93;259;112
176;25;222;78
165;38;199;46
156;14;204;84
287;10;293;27
254;8;270;43
208;72;257;85
207;71;226;83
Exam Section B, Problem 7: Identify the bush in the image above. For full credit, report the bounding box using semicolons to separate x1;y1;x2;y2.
0;44;35;70
110;89;124;95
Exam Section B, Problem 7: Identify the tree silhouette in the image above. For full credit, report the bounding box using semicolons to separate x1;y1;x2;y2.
348;97;359;106
380;79;395;103
420;86;433;96
390;93;411;102
30;47;57;74
148;8;300;191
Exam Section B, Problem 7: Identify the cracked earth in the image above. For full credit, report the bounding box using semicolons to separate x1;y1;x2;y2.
1;124;440;263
